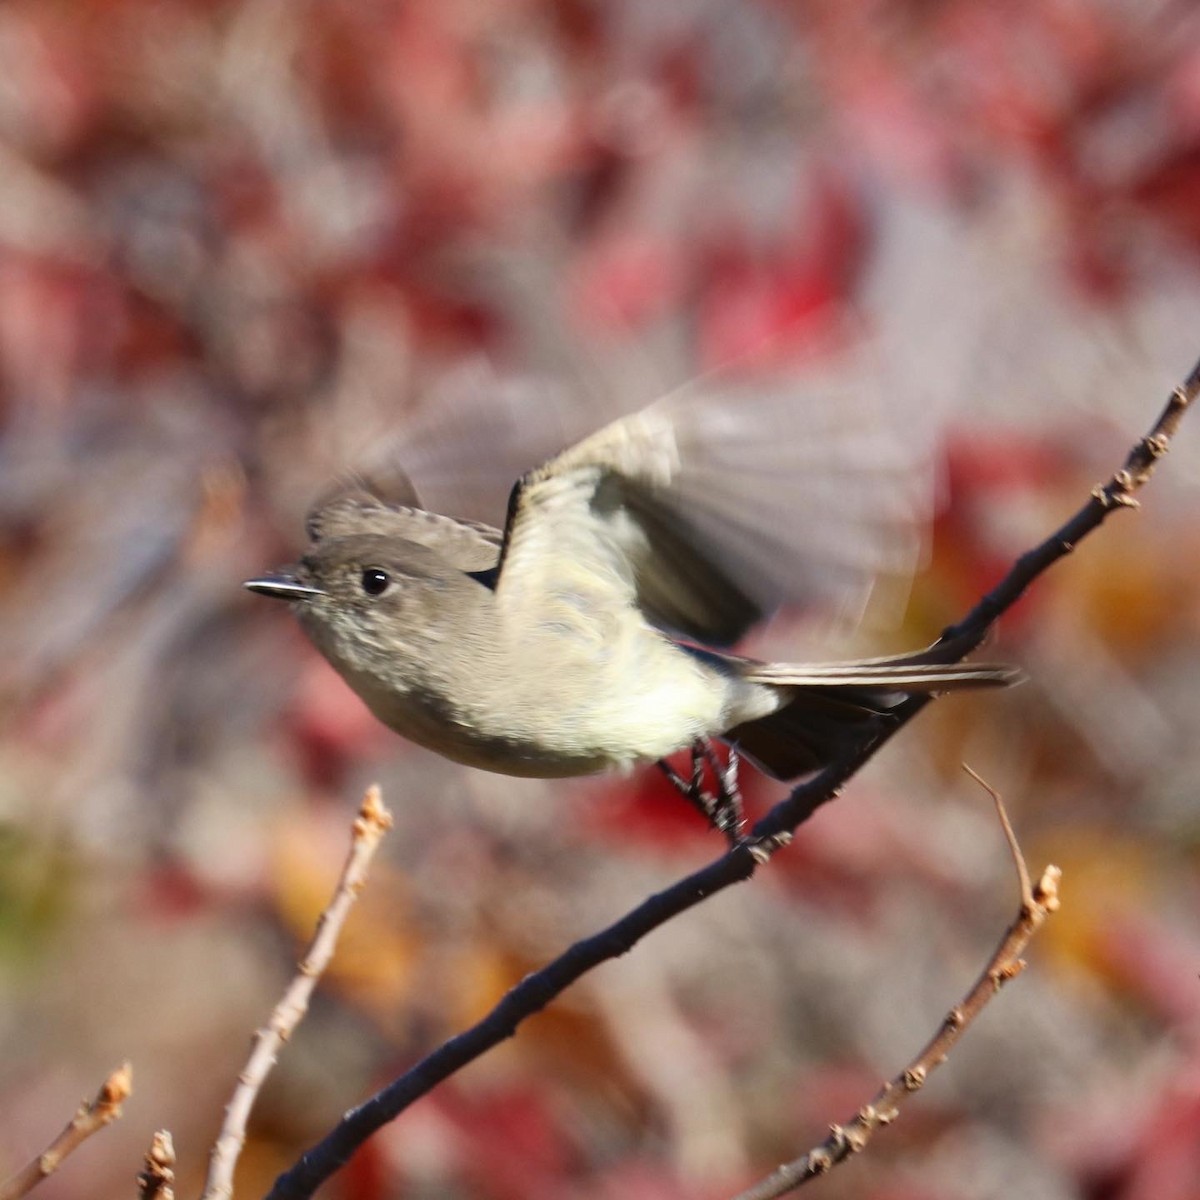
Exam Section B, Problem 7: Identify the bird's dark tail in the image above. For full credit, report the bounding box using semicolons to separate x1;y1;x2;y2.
726;646;1020;781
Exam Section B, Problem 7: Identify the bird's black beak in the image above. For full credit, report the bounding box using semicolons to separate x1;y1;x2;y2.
244;571;324;601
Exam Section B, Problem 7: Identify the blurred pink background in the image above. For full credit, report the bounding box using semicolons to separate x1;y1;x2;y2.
2;2;1200;1198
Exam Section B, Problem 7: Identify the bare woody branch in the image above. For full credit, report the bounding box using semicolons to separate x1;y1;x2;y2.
266;356;1200;1200
728;768;1060;1200
137;1131;176;1200
201;786;394;1200
752;362;1199;842
0;1062;132;1200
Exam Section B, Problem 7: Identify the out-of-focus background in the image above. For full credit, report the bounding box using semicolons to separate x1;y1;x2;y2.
3;3;1200;1198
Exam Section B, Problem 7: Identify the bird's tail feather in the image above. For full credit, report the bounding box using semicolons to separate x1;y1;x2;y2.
726;646;1021;781
741;659;1020;690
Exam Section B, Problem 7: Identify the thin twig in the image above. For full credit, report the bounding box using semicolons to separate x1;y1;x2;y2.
728;772;1061;1200
267;357;1200;1200
963;763;1032;903
201;786;393;1200
137;1130;176;1200
0;1063;132;1200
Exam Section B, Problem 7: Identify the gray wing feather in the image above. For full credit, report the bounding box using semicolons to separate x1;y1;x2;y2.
304;363;595;577
496;363;932;645
341;364;594;528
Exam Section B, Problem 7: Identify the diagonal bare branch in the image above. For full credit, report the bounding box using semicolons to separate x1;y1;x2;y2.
0;1063;132;1200
203;786;393;1200
728;771;1059;1200
265;356;1199;1200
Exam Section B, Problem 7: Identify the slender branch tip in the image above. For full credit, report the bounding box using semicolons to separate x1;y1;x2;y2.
1034;865;1062;912
962;764;1032;906
356;784;394;837
100;1062;133;1110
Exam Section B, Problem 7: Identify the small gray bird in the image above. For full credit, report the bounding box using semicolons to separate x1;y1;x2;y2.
245;379;1018;786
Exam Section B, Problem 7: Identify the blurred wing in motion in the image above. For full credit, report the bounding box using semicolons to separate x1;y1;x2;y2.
303;361;605;574
495;359;933;646
315;362;600;533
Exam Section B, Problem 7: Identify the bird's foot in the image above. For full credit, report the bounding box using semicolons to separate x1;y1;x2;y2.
657;738;745;847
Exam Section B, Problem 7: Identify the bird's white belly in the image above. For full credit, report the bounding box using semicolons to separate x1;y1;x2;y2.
349;602;729;778
500;591;730;769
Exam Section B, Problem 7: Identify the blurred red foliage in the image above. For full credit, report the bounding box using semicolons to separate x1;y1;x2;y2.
1;3;1199;1199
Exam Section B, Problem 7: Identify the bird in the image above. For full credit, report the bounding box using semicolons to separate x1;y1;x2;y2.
245;372;1019;807
246;362;1022;816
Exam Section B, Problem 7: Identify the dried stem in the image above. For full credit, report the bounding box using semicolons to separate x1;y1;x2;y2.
728;771;1061;1200
0;1063;132;1200
137;1130;176;1200
201;786;393;1200
267;357;1200;1200
964;763;1032;903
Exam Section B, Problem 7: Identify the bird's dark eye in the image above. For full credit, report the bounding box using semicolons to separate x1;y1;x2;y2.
360;568;391;596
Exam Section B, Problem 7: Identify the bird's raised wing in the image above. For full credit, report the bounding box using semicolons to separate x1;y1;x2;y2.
302;363;593;577
317;364;595;530
494;367;932;646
